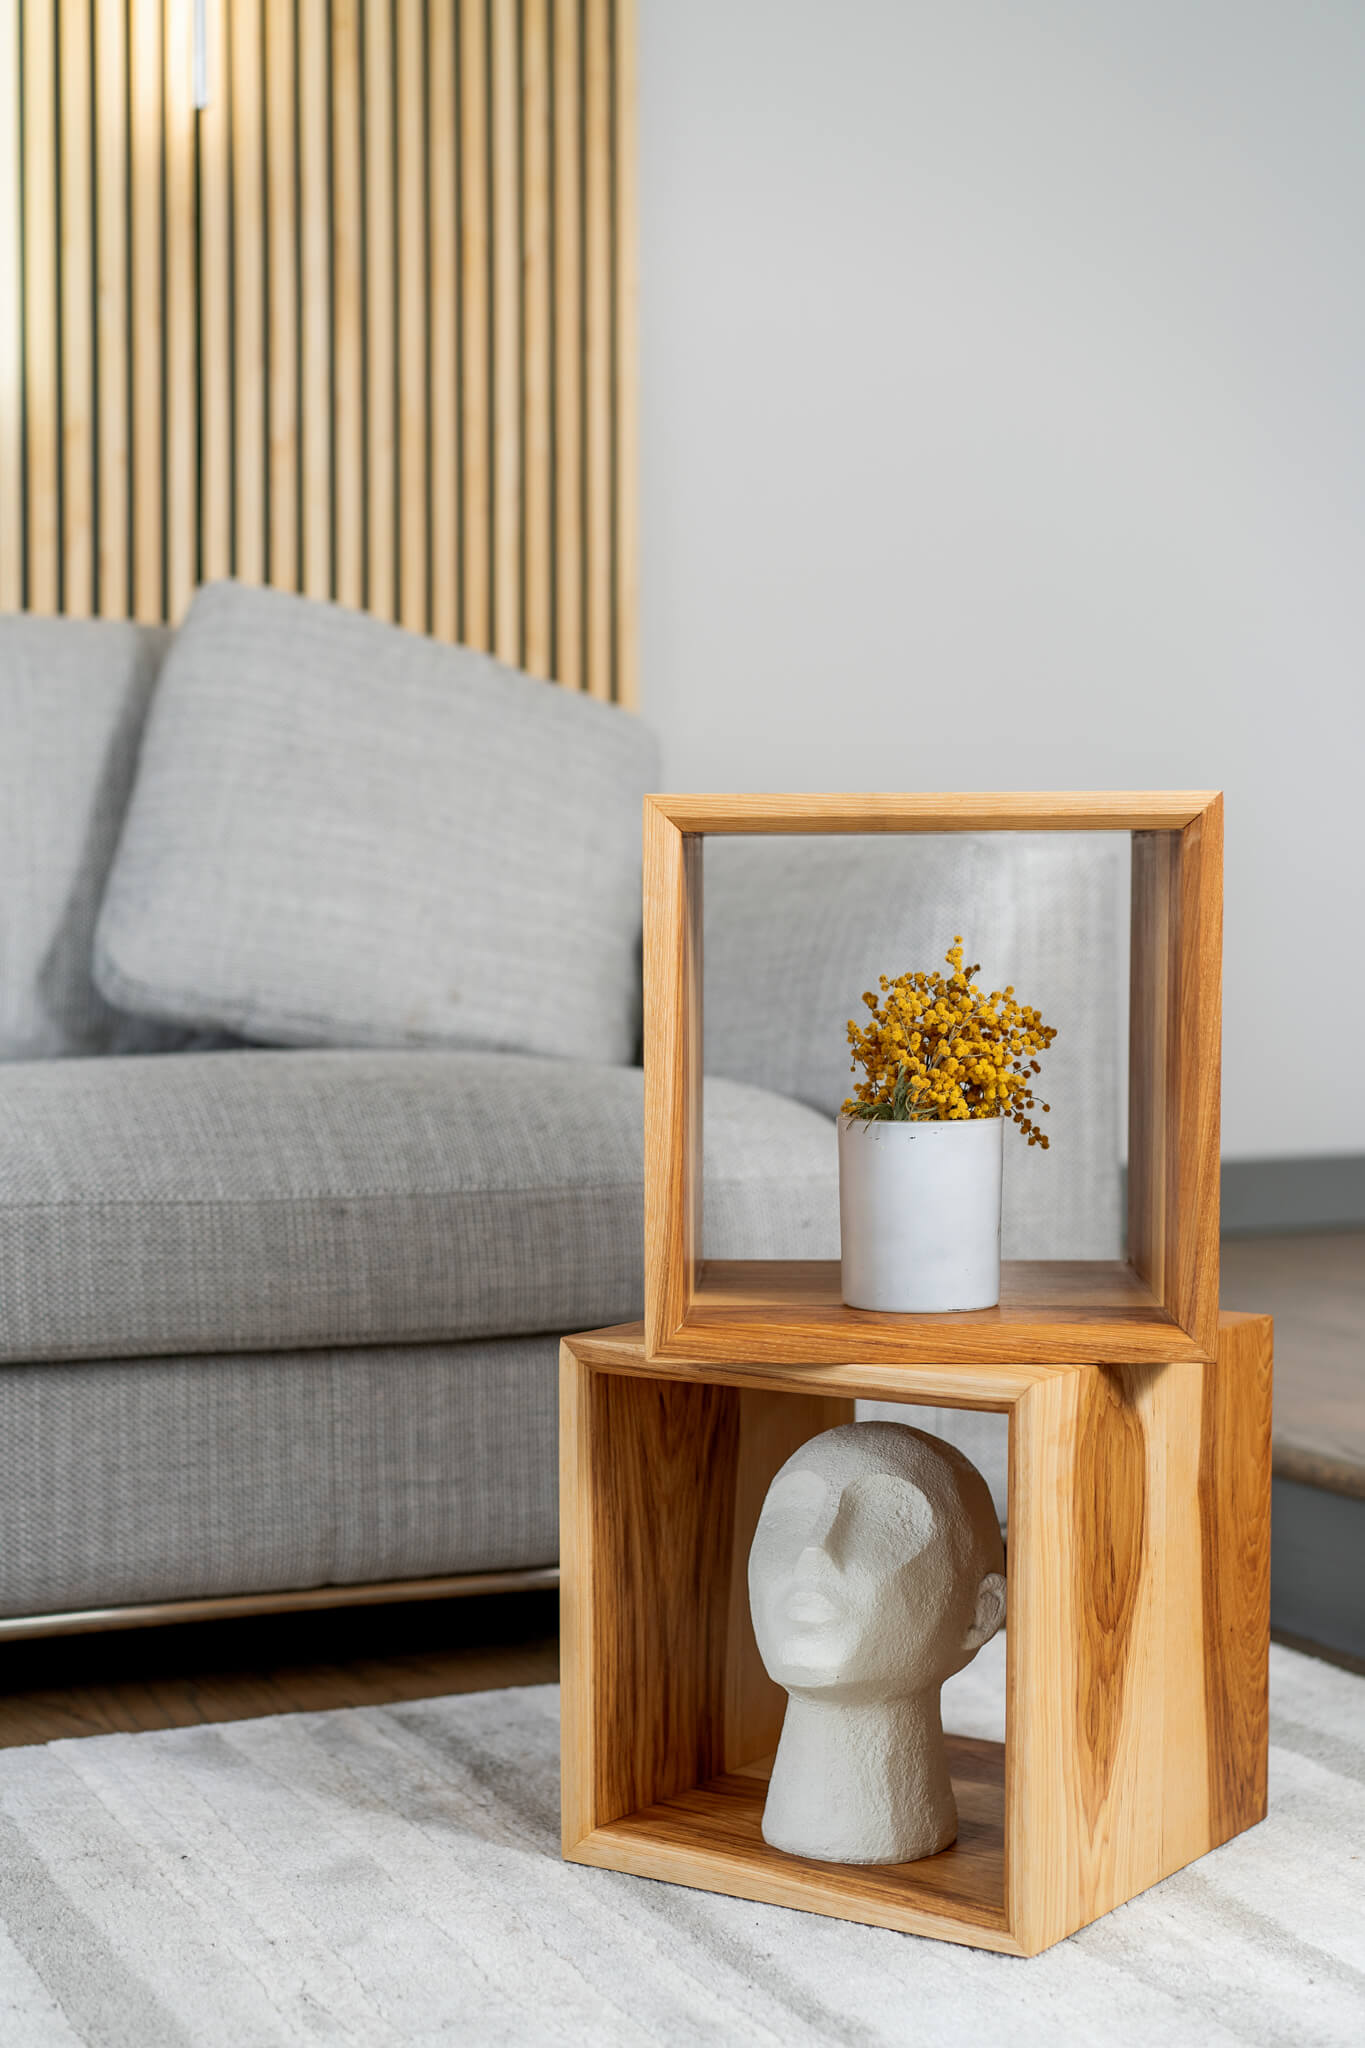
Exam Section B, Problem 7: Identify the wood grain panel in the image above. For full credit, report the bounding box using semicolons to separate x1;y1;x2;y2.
198;0;232;583
643;808;703;1354
583;0;612;700
1200;1312;1272;1844
665;1259;1196;1369
552;0;583;689
0;0;21;610
613;0;638;708
23;0;59;613
1130;799;1223;1353
93;0;129;613
1070;1366;1148;1837
650;793;1220;835
330;0;364;609
231;0;266;585
491;0;521;662
299;0;333;600
428;0;460;640
576;1739;1013;1950
59;0;93;615
460;0;491;648
266;0;298;592
521;0;553;676
396;0;428;632
164;0;197;617
364;0;396;618
560;1347;739;1843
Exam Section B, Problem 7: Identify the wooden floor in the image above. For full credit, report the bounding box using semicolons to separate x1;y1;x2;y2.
0;1590;559;1751
2;1230;1360;1752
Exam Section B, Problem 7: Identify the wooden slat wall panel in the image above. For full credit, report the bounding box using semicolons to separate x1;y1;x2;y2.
330;0;364;611
396;0;428;632
231;0;266;586
1;0;636;704
164;0;196;618
23;0;59;614
0;0;22;610
59;0;93;615
199;0;232;584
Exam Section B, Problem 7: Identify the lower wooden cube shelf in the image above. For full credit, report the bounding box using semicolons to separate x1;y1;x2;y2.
559;1312;1272;1958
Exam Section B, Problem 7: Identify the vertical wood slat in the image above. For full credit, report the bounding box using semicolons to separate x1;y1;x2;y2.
165;0;198;618
491;0;520;663
583;0;612;701
460;0;491;649
0;0;21;610
59;0;93;615
299;0;333;599
428;0;460;641
128;0;163;620
397;0;428;632
552;0;582;689
364;0;395;620
199;0;232;584
613;0;638;708
7;2;636;705
94;0;128;615
521;0;552;678
23;0;59;613
265;0;298;591
331;0;364;610
231;0;266;584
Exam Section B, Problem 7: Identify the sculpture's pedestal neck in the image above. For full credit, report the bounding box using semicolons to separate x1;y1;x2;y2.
761;1691;958;1866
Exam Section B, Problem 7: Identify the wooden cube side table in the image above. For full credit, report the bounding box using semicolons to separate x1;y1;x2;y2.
560;1312;1271;1958
642;791;1223;1368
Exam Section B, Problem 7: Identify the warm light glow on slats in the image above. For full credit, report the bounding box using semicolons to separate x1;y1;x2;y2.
2;0;635;706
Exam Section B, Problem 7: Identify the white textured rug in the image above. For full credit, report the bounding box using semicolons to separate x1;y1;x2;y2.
0;1642;1361;2048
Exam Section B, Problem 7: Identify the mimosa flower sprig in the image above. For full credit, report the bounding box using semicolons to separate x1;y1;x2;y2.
842;938;1057;1146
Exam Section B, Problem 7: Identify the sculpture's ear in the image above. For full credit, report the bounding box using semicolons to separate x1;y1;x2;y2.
964;1571;1006;1651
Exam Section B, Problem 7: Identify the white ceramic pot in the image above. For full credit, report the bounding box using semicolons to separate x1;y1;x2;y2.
838;1114;1003;1312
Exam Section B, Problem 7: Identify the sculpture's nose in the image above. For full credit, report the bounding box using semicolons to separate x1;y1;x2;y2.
793;1492;843;1575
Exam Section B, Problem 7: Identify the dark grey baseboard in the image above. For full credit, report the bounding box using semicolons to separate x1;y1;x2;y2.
1221;1154;1365;1236
1122;1154;1365;1236
1272;1477;1365;1662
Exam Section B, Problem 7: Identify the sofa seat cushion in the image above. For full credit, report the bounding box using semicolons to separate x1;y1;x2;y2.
0;1048;838;1363
93;582;659;1065
0;616;194;1059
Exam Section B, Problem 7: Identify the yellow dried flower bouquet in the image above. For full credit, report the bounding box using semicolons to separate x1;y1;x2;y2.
842;938;1056;1148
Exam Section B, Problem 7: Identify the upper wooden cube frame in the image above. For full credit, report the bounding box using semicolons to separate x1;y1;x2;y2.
643;792;1223;1368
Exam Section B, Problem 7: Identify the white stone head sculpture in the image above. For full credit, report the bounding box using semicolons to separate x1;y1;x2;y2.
748;1420;1006;1865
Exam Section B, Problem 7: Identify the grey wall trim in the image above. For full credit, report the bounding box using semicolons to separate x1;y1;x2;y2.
1122;1155;1365;1236
1272;1477;1365;1662
1221;1154;1365;1235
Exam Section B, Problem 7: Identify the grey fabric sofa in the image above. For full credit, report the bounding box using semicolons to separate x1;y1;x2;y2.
0;590;1122;1626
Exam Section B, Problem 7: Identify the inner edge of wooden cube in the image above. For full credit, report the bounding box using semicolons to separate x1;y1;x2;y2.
642;794;1223;1366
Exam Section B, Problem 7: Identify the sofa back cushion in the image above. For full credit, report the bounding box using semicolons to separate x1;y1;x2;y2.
94;583;659;1064
702;831;1124;1259
0;614;193;1059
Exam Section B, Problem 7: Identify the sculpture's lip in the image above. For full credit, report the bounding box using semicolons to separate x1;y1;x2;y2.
782;1587;842;1626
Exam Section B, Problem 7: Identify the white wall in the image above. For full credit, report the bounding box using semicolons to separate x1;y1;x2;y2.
637;0;1365;1161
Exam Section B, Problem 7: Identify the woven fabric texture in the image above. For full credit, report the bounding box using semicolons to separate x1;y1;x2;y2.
0;1047;839;1364
703;831;1124;1259
0;616;194;1061
93;581;659;1064
0;1338;559;1615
